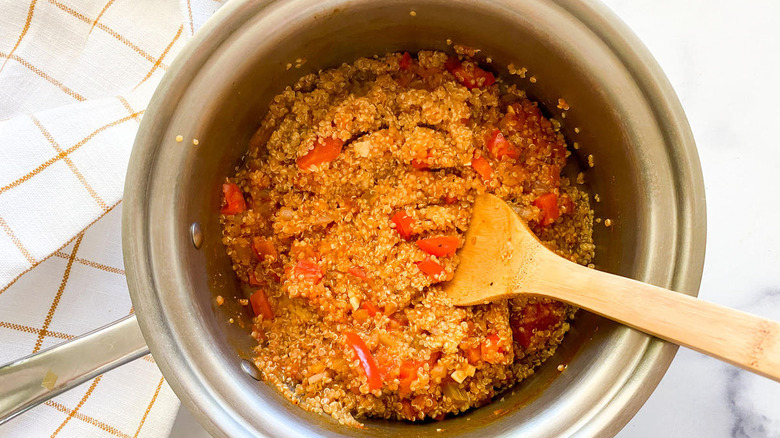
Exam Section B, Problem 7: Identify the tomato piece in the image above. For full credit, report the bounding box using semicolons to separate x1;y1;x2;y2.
398;352;441;398
471;156;493;181
410;159;429;170
292;260;324;284
249;289;274;320
399;360;422;397
348;266;368;279
514;325;534;350
533;193;560;226
220;183;246;215
399;52;413;70
485;129;520;160
344;331;382;390
443;195;458;205
444;56;496;89
512;302;562;349
416;236;459;257
480;333;504;364
500;107;526;131
252;237;277;261
464;345;481;364
362;301;381;317
296;137;345;170
416;257;446;281
391;211;415;240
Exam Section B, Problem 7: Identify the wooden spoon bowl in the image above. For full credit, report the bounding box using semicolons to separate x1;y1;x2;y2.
445;193;780;382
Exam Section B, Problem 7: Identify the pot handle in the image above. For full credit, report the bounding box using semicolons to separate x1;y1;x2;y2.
0;314;149;424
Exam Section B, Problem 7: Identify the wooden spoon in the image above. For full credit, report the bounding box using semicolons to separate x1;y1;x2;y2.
445;193;780;382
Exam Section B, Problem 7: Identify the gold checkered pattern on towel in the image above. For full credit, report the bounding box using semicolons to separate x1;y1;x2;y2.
0;0;226;436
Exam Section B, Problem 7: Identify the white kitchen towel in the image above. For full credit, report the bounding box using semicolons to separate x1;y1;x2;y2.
0;0;225;436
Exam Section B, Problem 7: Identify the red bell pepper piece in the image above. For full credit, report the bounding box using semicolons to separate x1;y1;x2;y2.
416;236;459;257
399;52;413;70
348;266;368;279
296;137;344;170
391;211;415;240
292;260;324;284
471;156;493;181
512;302;562;349
480;333;504;364
361;301;381;317
398;352;441;398
444;56;496;89
398;360;421;397
344;331;382;390
416;257;446;281
252;237;277;261
220;183;246;215
410;159;429;170
249;289;274;320
464;345;481;364
485;129;520;160
533;193;559;226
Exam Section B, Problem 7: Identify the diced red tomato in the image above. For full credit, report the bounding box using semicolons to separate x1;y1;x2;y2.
344;331;382;390
485;129;520;160
391;211;415;240
296;137;345;170
398;352;441;398
249;289;274;320
480;333;504;364
220;183;246;215
512;302;562;349
443;195;458;205
444;56;496;89
399;52;413;70
251;237;277;261
416;236;459;257
471;156;493;181
348;266;368;279
533;193;560;226
416;257;446;281
292;260;324;284
410;159;429;170
500;107;526;131
399;360;421;397
362;301;381;317
464;345;481;364
542;163;561;188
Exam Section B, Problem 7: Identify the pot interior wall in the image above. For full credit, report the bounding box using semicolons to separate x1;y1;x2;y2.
147;0;682;436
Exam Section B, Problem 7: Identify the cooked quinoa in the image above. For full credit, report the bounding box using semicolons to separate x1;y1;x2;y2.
219;50;594;425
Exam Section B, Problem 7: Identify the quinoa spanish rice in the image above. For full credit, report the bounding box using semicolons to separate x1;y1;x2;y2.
219;50;595;425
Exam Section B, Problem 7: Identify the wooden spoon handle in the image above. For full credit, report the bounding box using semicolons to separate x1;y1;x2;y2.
531;255;780;382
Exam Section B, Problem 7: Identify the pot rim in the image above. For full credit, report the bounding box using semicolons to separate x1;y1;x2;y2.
122;0;707;436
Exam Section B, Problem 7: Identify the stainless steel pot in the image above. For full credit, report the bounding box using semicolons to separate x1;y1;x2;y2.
0;0;707;436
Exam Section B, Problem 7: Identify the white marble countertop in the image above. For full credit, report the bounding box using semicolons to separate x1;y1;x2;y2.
170;1;780;436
